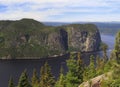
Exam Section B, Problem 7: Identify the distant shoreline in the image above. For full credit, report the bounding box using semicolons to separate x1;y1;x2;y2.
0;50;103;60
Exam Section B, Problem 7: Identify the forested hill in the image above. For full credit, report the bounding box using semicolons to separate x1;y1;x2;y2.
0;18;101;59
44;22;120;35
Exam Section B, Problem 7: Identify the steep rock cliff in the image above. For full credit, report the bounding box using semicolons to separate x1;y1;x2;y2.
0;19;101;59
66;24;101;52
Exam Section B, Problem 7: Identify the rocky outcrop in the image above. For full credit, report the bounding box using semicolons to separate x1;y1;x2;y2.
0;19;101;58
47;29;68;51
79;72;112;87
66;24;101;52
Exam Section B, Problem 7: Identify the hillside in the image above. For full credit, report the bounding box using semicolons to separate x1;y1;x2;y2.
0;19;101;59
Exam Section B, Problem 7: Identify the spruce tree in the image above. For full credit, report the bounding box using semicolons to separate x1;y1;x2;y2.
17;70;31;87
88;55;96;79
101;43;108;62
83;66;89;81
39;62;55;87
66;52;77;73
65;71;78;87
55;67;66;87
31;69;39;87
76;52;83;84
65;52;79;87
109;32;120;86
39;66;44;87
96;56;104;75
8;77;14;87
114;31;120;63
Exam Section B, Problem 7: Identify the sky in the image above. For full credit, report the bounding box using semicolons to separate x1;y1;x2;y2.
0;0;120;22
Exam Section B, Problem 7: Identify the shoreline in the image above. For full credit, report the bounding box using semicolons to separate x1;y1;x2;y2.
0;50;104;60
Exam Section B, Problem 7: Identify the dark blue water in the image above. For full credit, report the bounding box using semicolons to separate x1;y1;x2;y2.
0;34;115;87
101;34;115;50
101;34;115;56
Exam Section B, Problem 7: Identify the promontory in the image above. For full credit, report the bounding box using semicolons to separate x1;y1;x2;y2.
0;18;101;59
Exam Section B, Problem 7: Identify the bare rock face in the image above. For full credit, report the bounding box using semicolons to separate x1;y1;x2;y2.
85;31;101;52
47;29;68;51
67;24;101;52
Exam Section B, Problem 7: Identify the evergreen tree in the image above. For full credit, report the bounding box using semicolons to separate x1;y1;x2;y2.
96;55;101;70
76;52;83;84
83;55;97;81
8;77;14;87
31;69;39;87
88;55;96;79
114;31;120;63
39;62;55;87
83;66;89;81
101;43;108;62
65;71;79;87
106;31;120;86
39;66;44;87
110;50;117;61
55;66;66;87
65;52;79;87
66;52;77;72
17;70;31;87
96;56;104;75
111;64;120;86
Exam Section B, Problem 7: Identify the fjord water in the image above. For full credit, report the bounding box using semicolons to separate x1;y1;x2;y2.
101;34;115;50
0;34;115;87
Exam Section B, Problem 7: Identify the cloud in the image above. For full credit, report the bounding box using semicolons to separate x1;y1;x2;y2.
0;0;120;22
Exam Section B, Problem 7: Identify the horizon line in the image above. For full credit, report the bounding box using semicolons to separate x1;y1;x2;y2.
1;18;120;23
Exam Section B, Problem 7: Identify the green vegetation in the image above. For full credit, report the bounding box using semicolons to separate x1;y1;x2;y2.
8;52;84;87
87;55;96;79
7;33;120;87
65;53;83;87
17;70;31;87
8;77;14;87
65;24;98;32
100;42;108;61
7;31;120;87
80;31;120;87
5;20;120;87
0;19;62;58
31;69;39;87
39;62;55;87
0;18;100;59
55;67;66;87
100;31;120;86
114;31;120;63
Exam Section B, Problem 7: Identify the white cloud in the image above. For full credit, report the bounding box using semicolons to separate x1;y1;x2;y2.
0;0;120;21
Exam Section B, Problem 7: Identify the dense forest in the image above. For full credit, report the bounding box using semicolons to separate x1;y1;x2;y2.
0;19;101;59
8;31;120;87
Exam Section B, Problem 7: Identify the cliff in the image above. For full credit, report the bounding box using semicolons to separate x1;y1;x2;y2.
0;19;101;59
65;24;101;52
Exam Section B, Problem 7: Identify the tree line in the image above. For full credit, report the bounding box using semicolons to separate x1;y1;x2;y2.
8;31;120;87
8;51;112;87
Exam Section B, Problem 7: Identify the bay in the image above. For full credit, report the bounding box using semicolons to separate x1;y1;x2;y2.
0;34;115;87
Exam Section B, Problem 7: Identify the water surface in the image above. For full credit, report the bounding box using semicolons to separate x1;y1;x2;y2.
0;34;115;87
